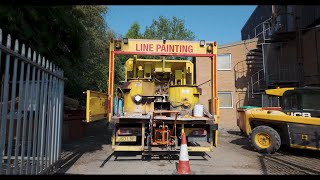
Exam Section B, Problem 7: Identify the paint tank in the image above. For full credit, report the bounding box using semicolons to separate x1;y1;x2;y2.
168;86;200;114
123;80;155;114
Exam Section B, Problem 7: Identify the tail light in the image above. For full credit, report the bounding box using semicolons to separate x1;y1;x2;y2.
117;128;133;135
192;129;207;136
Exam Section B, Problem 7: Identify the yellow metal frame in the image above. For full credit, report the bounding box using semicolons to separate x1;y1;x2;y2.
242;108;320;135
290;144;320;151
125;58;195;85
111;122;216;152
265;87;294;96
84;90;108;123
108;38;219;151
108;39;218;121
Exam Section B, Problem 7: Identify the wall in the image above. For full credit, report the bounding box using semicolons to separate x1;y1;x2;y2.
195;38;258;130
302;29;320;86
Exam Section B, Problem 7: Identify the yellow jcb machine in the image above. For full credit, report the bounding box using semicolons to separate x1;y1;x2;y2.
238;87;320;154
85;38;219;154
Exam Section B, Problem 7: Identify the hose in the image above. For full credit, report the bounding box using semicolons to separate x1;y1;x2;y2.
116;87;124;97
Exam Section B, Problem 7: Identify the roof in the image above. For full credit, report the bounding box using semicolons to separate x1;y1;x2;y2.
218;38;258;49
241;5;259;32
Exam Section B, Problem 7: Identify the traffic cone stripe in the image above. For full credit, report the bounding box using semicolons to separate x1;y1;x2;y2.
179;144;189;161
175;132;193;175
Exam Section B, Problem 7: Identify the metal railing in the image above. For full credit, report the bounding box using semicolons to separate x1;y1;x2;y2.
0;29;64;174
235;99;244;110
254;17;272;41
248;68;265;98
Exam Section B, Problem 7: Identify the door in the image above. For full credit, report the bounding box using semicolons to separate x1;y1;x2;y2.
84;90;108;123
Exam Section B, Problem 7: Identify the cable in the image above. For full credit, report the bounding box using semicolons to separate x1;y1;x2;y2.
198;79;211;87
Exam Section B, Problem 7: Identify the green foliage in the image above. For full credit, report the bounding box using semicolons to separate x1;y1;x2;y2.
0;9;197;102
126;22;142;39
144;16;195;40
0;6;111;104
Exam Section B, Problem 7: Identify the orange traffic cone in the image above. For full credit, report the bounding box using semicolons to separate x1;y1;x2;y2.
175;132;193;175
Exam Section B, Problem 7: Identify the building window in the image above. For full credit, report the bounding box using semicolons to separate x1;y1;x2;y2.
217;54;231;70
218;92;233;108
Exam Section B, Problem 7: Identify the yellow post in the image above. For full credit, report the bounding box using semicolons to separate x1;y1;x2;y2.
86;90;90;122
133;55;137;78
141;123;145;150
211;43;219;147
211;43;219;117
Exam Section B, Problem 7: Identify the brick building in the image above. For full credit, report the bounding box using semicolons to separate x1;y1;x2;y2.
195;38;259;130
195;5;320;130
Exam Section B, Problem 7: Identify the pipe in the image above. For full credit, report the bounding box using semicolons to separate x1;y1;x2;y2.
162;56;165;72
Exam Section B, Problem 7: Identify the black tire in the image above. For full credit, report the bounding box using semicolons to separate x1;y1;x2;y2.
250;126;281;154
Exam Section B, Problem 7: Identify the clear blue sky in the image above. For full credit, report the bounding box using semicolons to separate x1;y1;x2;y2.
104;5;256;45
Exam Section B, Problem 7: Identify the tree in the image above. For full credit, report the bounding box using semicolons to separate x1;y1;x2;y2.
0;6;111;103
144;16;195;40
126;22;142;39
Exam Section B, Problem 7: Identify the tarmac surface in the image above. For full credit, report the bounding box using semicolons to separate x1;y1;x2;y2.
56;121;320;175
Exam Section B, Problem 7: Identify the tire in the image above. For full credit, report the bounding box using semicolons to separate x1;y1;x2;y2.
250;126;281;154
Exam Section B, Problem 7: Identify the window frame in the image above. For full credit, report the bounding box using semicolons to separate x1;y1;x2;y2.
217;53;232;71
218;91;233;108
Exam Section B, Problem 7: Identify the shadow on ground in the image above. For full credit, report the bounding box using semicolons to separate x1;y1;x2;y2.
99;151;210;168
226;130;320;175
56;121;210;174
55;120;112;174
258;148;320;175
227;130;253;151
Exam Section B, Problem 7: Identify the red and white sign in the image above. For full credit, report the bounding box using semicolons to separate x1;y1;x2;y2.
135;43;194;53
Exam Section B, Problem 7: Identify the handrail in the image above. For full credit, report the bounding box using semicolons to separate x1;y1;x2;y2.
248;68;265;97
254;17;272;42
235;99;244;110
254;17;272;32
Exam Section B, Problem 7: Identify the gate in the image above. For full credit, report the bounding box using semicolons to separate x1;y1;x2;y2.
0;29;64;174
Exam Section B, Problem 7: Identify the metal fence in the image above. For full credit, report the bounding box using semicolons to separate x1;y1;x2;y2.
0;29;64;174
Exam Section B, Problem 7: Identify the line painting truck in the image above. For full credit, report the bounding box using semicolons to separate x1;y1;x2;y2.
85;38;219;154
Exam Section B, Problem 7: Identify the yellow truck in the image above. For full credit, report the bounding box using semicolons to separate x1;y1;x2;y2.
237;87;320;154
85;38;219;154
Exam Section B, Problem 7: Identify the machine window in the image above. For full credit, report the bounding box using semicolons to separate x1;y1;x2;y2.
218;92;233;108
302;93;320;110
282;93;300;110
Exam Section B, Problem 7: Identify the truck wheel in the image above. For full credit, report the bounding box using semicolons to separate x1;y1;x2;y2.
250;126;281;154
